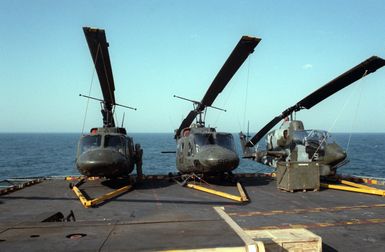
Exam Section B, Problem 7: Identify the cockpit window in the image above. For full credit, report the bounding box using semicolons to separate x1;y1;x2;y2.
194;133;215;147
216;133;236;151
194;133;236;152
79;135;101;153
104;135;125;149
291;130;308;144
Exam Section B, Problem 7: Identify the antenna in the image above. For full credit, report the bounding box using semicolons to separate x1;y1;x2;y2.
121;112;125;128
121;112;126;128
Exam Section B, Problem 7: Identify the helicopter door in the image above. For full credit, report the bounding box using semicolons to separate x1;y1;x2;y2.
177;140;184;164
183;138;191;157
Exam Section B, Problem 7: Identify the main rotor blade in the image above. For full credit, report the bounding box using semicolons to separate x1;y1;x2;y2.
246;55;385;146
198;36;261;111
298;56;385;110
83;27;116;105
175;36;261;138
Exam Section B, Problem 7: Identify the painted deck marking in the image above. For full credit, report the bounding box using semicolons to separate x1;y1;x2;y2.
214;207;264;252
228;203;385;217
151;189;162;207
244;218;385;231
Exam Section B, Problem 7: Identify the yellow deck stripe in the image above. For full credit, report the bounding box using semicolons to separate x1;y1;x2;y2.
214;207;265;252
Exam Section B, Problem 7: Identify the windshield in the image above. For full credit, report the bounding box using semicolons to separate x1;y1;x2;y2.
79;135;101;154
216;134;236;151
194;133;236;152
104;135;126;151
292;130;329;147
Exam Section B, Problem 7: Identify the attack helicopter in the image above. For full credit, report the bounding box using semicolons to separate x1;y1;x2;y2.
76;27;142;178
240;56;385;176
174;36;261;176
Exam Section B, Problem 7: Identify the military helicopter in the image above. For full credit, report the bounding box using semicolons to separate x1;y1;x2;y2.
174;36;261;176
76;27;142;178
240;56;385;176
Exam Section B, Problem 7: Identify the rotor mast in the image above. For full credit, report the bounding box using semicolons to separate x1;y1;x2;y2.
173;95;226;127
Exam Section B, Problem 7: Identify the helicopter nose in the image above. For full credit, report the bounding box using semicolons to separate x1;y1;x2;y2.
76;149;126;177
197;146;240;173
335;149;347;163
325;143;347;166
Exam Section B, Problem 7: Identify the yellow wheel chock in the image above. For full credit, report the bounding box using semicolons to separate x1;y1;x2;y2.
321;179;385;197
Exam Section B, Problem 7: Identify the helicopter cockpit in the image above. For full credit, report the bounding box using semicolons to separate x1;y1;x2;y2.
290;130;333;161
78;134;130;156
291;130;330;148
194;133;236;153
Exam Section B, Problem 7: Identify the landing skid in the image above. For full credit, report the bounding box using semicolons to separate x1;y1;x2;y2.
171;173;249;203
70;145;143;208
321;177;385;197
69;177;134;208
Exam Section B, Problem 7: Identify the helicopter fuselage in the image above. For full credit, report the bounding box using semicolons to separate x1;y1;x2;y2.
172;35;260;176
76;127;135;178
176;127;239;175
240;55;385;176
256;120;347;176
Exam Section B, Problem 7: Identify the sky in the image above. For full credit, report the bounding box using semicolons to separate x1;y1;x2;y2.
1;0;384;133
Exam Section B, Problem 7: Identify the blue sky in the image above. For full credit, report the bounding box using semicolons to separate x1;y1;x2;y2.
1;1;384;133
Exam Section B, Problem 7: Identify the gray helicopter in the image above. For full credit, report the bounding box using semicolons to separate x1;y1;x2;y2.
76;27;142;178
240;56;385;176
174;36;261;175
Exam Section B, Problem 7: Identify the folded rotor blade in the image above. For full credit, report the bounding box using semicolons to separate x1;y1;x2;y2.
198;36;261;111
83;27;116;106
246;56;385;146
175;36;261;139
298;56;385;110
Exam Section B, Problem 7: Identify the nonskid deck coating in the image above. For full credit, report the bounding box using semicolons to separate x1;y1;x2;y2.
0;175;385;251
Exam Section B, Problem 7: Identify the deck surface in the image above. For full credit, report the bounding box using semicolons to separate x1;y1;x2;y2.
0;175;384;251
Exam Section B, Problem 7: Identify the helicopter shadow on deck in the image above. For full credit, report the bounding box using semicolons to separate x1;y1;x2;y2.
111;197;243;206
103;175;256;206
77;177;175;207
77;173;275;207
236;175;274;187
94;179;243;207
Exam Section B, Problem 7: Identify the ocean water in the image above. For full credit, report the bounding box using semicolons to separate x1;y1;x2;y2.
0;133;384;180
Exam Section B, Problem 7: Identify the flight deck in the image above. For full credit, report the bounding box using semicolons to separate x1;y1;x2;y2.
0;174;384;251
